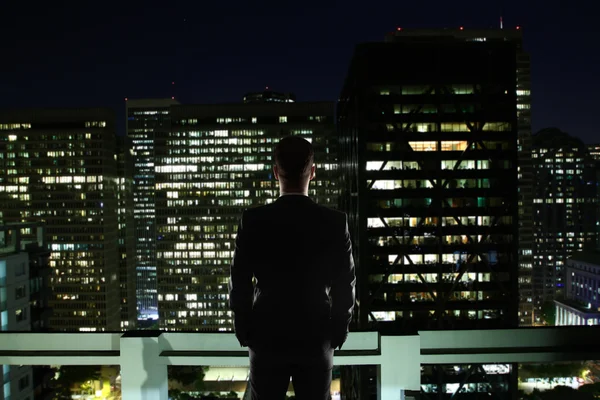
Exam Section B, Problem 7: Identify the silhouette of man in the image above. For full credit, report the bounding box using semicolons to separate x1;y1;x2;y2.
229;135;356;400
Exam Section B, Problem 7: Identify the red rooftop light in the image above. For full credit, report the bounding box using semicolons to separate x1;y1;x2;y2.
125;97;128;101
459;26;464;30
516;26;521;30
397;27;402;31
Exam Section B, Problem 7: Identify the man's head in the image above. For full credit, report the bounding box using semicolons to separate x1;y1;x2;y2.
273;136;316;192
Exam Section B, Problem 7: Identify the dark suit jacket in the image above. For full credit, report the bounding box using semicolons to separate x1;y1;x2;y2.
228;194;356;353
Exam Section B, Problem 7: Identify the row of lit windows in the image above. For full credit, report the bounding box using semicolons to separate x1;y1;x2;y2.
379;84;478;96
367;141;512;152
386;122;511;133
374;197;507;209
367;216;510;228
533;198;594;204
370;178;497;190
371;272;497;284
0;123;31;130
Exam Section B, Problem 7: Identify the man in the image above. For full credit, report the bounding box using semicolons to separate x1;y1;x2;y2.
228;135;356;400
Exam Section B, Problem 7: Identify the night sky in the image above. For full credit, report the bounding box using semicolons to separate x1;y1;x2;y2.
0;1;598;143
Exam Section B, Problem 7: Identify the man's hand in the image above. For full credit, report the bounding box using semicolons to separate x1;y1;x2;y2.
233;316;252;347
330;331;348;350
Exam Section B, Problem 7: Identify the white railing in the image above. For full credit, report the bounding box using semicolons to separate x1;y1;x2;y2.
1;326;599;400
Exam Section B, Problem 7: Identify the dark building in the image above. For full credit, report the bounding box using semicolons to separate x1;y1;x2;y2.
0;108;120;331
154;96;338;330
532;128;598;320
243;89;296;104
0;223;53;400
555;251;600;325
126;99;178;321
338;28;520;400
116;136;136;330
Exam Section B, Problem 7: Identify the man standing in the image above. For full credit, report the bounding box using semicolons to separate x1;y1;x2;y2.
228;135;356;400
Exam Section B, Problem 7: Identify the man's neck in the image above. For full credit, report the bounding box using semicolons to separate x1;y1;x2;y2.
280;189;308;197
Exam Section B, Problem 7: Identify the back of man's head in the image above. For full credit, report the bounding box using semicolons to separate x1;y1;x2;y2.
274;136;314;187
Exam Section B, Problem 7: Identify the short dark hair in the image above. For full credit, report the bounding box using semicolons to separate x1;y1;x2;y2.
274;136;314;185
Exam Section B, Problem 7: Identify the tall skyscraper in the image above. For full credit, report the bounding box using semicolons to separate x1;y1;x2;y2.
126;99;178;321
154;92;338;331
338;28;520;400
531;128;598;321
0;108;120;331
116;136;136;330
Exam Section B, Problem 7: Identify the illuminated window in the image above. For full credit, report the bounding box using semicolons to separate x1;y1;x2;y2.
440;141;469;151
451;84;474;94
279;116;287;123
441;123;469;132
408;141;437;151
402;85;429;95
482;122;511;131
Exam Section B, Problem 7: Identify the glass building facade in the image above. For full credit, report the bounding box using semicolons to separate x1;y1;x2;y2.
154;100;338;331
338;30;520;400
126;98;178;321
0;108;120;331
531;128;598;315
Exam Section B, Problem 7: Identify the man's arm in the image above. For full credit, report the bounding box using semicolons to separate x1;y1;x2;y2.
228;211;254;347
330;213;356;350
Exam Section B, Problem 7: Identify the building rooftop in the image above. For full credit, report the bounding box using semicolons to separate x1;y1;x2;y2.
555;297;600;314
569;251;600;266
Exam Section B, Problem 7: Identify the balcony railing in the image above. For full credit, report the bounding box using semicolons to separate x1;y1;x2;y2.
1;326;599;400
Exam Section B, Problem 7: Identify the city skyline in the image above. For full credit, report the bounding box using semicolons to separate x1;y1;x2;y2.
1;1;599;144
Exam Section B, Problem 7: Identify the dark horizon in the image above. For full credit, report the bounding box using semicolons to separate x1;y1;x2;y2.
1;0;598;143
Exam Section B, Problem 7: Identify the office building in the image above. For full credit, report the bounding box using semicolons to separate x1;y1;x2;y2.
154;93;338;330
1;223;52;400
532;128;598;320
587;144;600;161
338;28;521;400
555;251;600;325
126;99;178;321
0;108;120;331
116;136;136;330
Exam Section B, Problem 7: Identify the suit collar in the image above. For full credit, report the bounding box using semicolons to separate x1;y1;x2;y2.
275;195;314;204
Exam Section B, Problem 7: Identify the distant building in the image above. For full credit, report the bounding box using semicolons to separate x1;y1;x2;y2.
0;108;120;331
1;223;52;400
155;97;338;330
531;128;598;322
126;99;178;321
243;89;296;104
587;144;600;161
555;251;600;325
587;144;600;250
116;136;136;330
